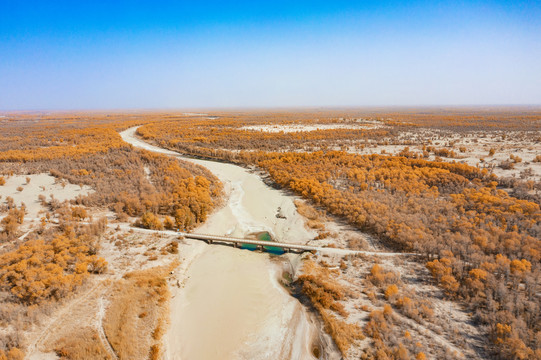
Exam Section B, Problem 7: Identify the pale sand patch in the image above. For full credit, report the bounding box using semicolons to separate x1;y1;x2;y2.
240;122;382;133
347;129;541;183
0;174;92;220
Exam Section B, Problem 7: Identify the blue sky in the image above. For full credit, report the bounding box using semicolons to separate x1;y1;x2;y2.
1;1;540;110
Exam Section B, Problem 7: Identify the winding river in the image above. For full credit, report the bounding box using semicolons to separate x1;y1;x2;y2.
120;127;340;360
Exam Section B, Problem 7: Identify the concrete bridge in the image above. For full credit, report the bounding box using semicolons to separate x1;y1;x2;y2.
114;224;416;257
177;231;417;257
178;232;318;253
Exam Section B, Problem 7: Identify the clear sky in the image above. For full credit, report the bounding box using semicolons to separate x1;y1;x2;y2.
1;1;540;110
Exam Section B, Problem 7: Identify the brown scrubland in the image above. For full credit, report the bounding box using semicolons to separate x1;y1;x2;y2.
137;108;541;360
0;108;540;359
103;263;177;360
0;113;221;359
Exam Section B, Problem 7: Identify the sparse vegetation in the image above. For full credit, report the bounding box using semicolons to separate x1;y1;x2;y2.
104;263;177;360
54;328;113;360
297;260;363;355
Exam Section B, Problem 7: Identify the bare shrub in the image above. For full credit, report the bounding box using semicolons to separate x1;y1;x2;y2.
499;160;515;170
54;328;112;360
294;199;321;219
368;264;400;288
318;307;364;355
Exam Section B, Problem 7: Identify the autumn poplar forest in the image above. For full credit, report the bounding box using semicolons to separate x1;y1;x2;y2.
0;109;540;360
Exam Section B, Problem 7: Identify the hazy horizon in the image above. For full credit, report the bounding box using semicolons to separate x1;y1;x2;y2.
1;1;540;110
3;105;541;114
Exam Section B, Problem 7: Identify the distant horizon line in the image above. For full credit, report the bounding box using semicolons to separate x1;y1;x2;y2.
2;104;541;114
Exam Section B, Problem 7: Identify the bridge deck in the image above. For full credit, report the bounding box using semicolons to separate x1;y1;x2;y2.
118;225;417;257
178;232;318;252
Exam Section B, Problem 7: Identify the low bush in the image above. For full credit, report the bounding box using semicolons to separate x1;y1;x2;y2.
54;328;112;360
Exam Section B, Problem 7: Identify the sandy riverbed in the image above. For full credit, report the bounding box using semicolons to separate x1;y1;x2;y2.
120;127;334;360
